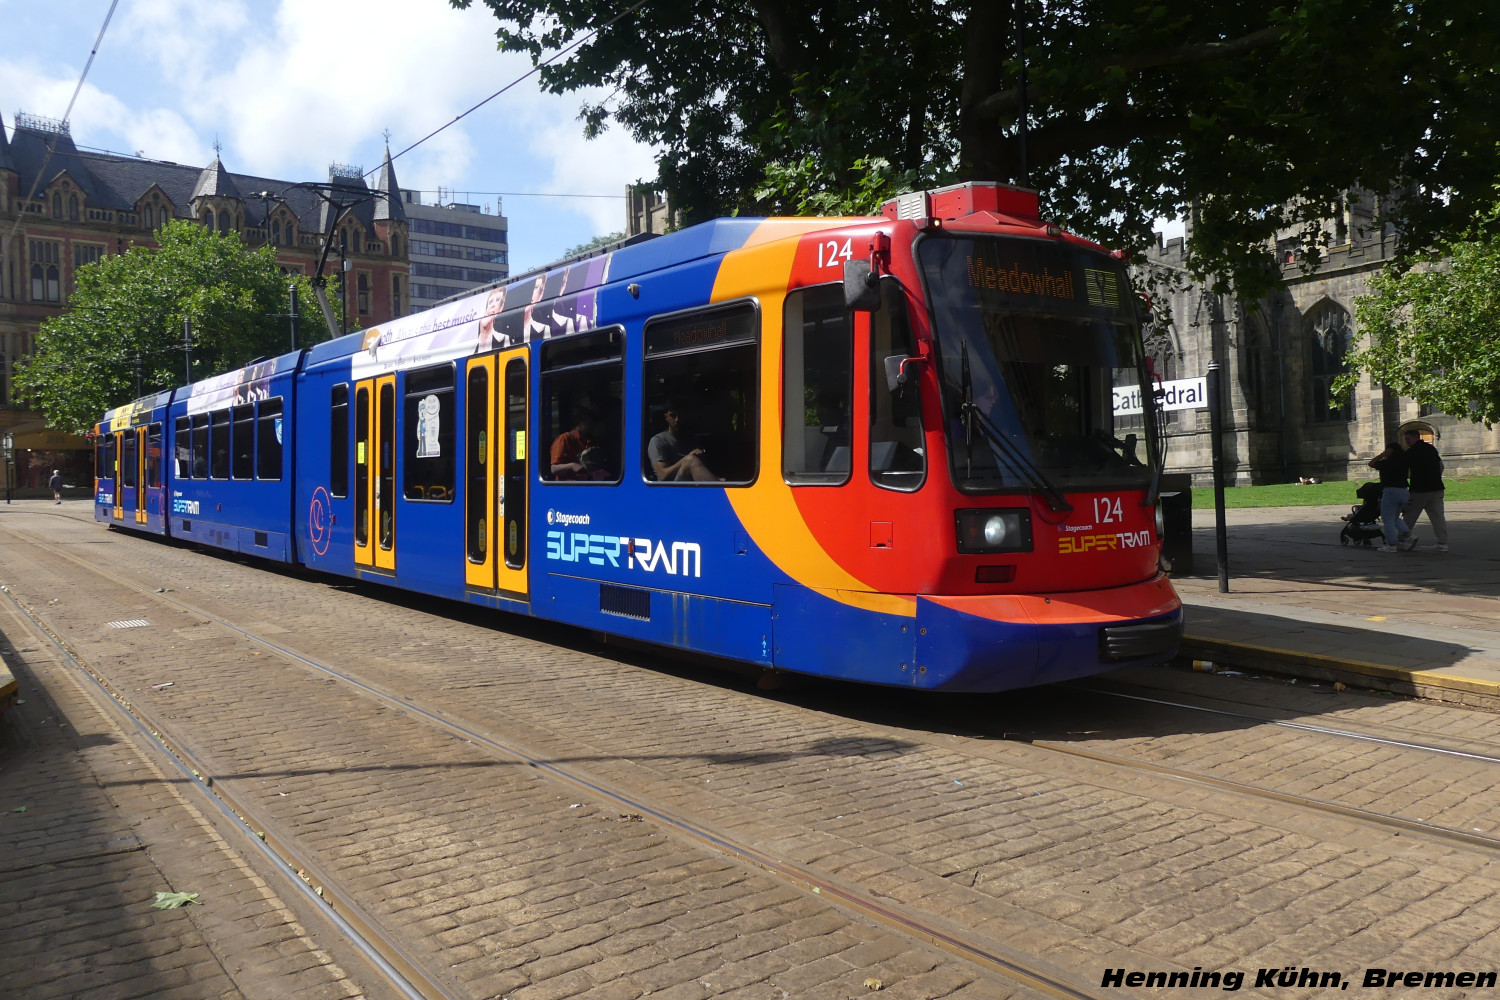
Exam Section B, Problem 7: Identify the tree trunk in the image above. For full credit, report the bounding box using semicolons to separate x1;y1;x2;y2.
958;0;1013;181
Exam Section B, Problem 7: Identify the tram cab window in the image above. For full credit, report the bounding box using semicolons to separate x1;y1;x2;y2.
147;424;163;489
641;303;758;485
540;328;624;484
869;279;925;491
191;415;209;479
783;285;852;485
210;411;230;479
231;405;255;479
175;418;191;478
257;397;283;481
330;384;349;497
403;365;455;501
98;437;113;481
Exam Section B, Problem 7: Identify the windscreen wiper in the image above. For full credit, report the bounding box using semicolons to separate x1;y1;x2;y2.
956;342;1072;512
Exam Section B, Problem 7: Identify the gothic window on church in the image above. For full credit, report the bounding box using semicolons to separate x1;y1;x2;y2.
205;209;216;231
392;275;402;317
352;229;362;254
357;273;370;315
144;205;154;229
1308;303;1352;423
52;193;63;218
69;195;79;221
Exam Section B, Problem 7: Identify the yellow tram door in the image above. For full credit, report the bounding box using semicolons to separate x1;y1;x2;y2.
464;354;498;590
463;348;528;599
353;381;373;566
496;349;529;599
372;375;397;572
112;430;125;521
135;426;149;523
354;374;398;572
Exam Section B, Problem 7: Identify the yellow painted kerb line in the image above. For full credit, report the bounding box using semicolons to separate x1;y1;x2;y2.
1184;634;1500;698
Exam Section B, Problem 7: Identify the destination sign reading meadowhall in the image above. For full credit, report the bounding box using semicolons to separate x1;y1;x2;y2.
1113;377;1208;416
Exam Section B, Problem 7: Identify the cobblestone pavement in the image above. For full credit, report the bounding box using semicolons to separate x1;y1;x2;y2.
0;567;369;999
4;503;1500;998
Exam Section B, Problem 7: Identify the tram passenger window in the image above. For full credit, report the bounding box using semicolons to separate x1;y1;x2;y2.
870;279;926;491
231;405;255;480
257;398;283;480
192;415;209;479
147;424;163;489
540;327;623;484
642;303;758;485
782;286;851;484
175;418;191;478
403;365;455;501
122;433;137;488
98;437;112;481
210;411;230;479
330;384;349;497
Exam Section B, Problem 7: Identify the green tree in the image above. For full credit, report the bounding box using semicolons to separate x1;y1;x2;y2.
456;0;1500;294
1334;207;1500;425
13;220;340;434
561;230;627;257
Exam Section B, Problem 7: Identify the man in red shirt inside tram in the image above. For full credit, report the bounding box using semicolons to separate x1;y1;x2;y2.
549;407;610;481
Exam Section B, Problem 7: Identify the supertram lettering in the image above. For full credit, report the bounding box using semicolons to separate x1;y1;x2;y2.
544;532;703;578
1058;530;1152;554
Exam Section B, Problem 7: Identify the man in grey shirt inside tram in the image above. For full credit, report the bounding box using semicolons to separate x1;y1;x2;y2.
648;405;722;482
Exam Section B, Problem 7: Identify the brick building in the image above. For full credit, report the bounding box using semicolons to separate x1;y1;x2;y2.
0;111;410;491
1140;202;1500;485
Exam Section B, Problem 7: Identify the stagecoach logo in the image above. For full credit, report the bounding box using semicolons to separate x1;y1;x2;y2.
547;509;591;527
545;528;702;579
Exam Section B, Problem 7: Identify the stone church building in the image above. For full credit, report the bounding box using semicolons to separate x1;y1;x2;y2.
1140;200;1500;485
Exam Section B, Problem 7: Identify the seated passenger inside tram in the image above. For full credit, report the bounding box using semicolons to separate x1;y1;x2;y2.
549;407;612;481
648;403;723;482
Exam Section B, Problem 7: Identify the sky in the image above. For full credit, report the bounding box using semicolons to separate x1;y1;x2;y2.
0;0;661;273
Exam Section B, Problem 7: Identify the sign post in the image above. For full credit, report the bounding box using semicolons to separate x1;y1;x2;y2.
2;432;12;505
1206;361;1230;593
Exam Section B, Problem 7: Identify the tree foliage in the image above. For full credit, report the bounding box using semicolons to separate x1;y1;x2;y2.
1334;208;1500;426
13;221;340;434
456;0;1500;294
561;230;627;257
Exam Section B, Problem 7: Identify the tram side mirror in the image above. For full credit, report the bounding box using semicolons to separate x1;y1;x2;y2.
843;259;882;312
884;355;917;393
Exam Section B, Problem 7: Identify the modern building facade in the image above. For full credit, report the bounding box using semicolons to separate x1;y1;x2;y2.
401;189;508;312
0;110;411;491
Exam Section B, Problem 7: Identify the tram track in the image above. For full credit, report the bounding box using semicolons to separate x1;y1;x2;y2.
0;514;1104;1000
11;510;1500;997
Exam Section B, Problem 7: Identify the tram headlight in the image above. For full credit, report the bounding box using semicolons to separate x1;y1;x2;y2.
1154;503;1166;540
955;509;1032;554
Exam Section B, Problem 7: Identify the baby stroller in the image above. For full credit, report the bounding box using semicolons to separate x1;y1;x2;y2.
1339;482;1385;547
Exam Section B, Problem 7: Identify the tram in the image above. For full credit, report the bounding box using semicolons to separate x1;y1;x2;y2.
95;181;1182;691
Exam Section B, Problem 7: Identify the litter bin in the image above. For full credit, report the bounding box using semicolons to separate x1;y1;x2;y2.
1157;473;1193;575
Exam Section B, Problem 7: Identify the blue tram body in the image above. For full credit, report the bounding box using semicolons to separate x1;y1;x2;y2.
96;184;1183;691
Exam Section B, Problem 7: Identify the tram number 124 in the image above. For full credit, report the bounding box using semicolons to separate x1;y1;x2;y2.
1093;496;1124;524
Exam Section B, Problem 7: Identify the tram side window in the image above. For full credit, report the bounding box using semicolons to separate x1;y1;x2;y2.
402;365;455;501
330;384;349;497
540;327;624;484
869;278;926;491
97;437;113;481
191;415;209;479
257;397;283;481
782;286;852;484
175;418;191;478
147;424;163;489
231;405;255;480
642;303;758;485
210;411;230;479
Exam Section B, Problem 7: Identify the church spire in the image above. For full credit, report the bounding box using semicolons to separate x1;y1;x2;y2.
373;144;405;223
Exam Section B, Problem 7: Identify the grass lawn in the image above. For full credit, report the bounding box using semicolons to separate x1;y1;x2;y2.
1190;475;1500;509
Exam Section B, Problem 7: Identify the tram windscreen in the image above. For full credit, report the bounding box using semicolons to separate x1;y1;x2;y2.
918;235;1156;494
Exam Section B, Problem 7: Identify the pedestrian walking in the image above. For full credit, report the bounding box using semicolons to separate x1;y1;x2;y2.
1399;428;1447;552
49;469;64;504
1367;441;1410;553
